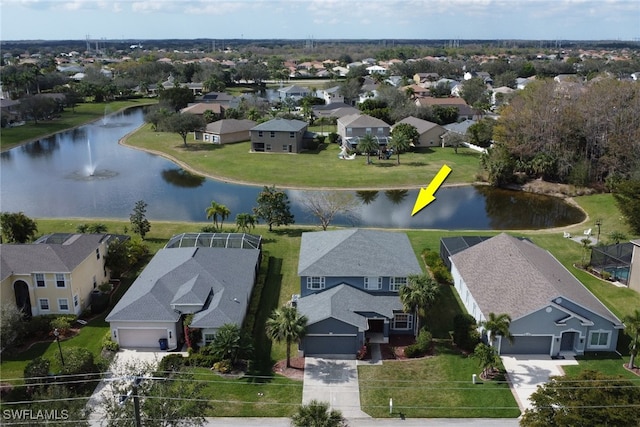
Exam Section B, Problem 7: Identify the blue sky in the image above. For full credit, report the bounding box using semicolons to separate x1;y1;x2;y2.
2;0;639;42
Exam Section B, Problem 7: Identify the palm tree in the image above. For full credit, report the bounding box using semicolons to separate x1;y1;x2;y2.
473;343;500;379
399;274;440;333
235;213;257;232
480;312;514;348
205;200;230;231
265;306;307;368
388;132;411;165
209;323;252;365
217;204;231;231
291;400;347;427
356;134;379;165
623;309;640;369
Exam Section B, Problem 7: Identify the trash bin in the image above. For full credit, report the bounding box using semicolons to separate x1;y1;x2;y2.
159;338;168;350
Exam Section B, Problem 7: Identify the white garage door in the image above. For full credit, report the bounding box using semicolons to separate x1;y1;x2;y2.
118;328;168;349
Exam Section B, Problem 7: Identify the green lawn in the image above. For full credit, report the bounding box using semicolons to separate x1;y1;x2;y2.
358;342;521;418
193;368;302;417
2;191;638;417
0;99;157;150
123;124;483;188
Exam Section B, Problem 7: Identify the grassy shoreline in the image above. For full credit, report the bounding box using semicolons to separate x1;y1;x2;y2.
0;99;156;152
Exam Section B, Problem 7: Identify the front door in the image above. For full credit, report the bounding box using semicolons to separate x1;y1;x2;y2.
560;332;577;351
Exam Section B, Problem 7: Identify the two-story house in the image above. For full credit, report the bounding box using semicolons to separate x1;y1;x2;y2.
295;229;423;357
250;118;311;153
337;114;391;149
1;233;120;318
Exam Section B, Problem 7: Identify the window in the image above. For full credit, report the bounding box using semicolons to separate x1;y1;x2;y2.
96;248;100;260
258;131;263;137
365;127;372;134
204;333;216;345
377;127;384;135
346;128;352;136
392;313;413;330
56;274;66;288
289;132;295;138
74;295;79;307
390;277;407;292
270;131;275;138
282;145;288;151
266;144;272;151
306;276;325;290
58;298;69;311
364;277;382;290
39;299;50;311
588;331;610;348
35;273;45;287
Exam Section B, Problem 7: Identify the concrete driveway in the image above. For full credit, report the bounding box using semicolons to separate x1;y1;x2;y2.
500;354;578;411
303;357;370;419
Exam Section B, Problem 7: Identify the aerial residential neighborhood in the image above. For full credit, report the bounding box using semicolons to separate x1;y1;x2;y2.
1;2;640;425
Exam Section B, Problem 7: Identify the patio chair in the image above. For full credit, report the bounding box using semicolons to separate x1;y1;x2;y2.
563;232;571;238
583;228;592;236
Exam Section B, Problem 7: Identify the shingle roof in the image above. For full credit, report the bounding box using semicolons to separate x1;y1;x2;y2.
251;118;307;132
297;284;402;330
338;114;390;128
106;247;259;328
298;229;422;278
394;116;441;134
451;233;621;325
0;234;110;280
204;119;256;134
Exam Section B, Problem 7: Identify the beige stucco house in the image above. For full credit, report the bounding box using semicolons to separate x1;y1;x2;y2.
0;233;119;318
195;119;256;144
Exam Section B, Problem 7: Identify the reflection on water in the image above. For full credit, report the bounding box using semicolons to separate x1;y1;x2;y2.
0;107;585;230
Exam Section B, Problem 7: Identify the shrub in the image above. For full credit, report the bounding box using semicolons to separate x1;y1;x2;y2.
59;347;98;378
404;343;422;358
98;282;113;293
186;353;218;368
101;331;119;352
24;357;51;387
156;354;186;377
431;265;453;285
356;345;369;360
51;316;73;335
213;360;232;373
416;329;432;350
327;132;339;144
453;313;480;352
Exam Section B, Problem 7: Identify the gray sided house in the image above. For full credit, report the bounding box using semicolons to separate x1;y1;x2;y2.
250;118;311;153
337;114;391;148
106;243;260;350
196;119;256;144
296;229;423;357
449;233;622;356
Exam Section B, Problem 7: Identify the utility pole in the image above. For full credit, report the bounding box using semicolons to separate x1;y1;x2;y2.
132;378;142;427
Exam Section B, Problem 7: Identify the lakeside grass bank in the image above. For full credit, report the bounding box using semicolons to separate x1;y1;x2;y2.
0;99;156;151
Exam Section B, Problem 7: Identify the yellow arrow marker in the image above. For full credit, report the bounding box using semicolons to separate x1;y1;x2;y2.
411;164;452;216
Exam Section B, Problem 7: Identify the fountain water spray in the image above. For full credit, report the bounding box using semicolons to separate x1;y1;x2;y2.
85;139;96;176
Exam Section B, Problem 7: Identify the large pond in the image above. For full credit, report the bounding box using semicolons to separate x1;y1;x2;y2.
0;107;585;229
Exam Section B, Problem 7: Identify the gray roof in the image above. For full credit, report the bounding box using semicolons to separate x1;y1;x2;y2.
337;114;390;129
204;119;256;135
450;233;621;325
106;247;259;328
443;119;476;135
298;229;422;278
251;118;307;132
297;284;402;330
0;233;111;280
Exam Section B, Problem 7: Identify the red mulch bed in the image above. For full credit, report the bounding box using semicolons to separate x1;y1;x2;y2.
624;363;640;377
380;335;416;360
273;357;305;380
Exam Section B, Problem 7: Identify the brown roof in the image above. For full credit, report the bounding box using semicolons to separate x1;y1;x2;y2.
394;116;441;134
181;103;224;115
451;233;621;325
416;97;468;107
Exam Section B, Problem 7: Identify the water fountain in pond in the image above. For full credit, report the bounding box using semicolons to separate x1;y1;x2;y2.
102;104;113;126
66;139;118;181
